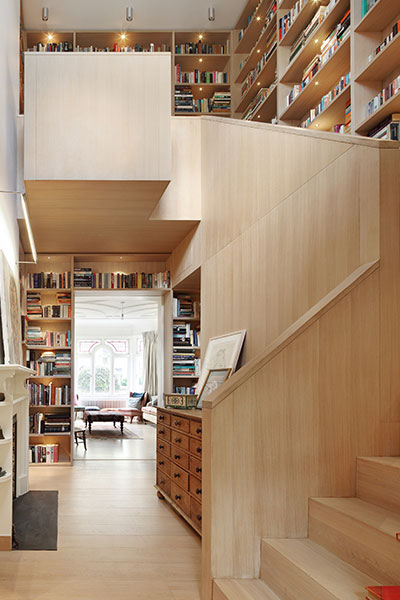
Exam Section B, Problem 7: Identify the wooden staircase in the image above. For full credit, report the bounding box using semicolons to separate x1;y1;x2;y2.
213;457;400;599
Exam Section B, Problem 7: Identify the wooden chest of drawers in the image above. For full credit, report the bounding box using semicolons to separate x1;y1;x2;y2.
155;407;202;535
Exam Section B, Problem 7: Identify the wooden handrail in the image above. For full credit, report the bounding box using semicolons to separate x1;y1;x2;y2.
203;260;380;410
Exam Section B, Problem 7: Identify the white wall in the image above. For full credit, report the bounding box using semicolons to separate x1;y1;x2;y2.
0;0;20;276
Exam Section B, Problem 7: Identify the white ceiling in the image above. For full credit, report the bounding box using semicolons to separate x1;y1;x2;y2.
75;291;159;321
22;0;246;31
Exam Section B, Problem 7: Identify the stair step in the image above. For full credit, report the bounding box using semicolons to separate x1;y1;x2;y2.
260;538;380;600
309;497;400;584
357;457;400;514
214;578;281;600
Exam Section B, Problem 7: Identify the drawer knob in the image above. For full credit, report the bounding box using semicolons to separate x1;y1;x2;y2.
159;415;164;421
175;438;182;443
174;473;180;478
175;494;181;500
174;420;181;426
197;515;202;522
160;480;165;485
196;447;201;453
159;429;165;434
174;454;180;460
196;428;202;434
196;466;202;473
159;444;164;449
158;461;164;466
196;488;202;495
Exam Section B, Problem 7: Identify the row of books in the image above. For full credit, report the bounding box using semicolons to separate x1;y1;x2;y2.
368;114;400;141
26;350;71;377
175;66;229;84
28;383;71;406
73;268;170;289
27;271;71;289
330;99;351;134
289;5;327;64
30;412;71;434
279;0;308;42
173;358;201;377
26;327;71;347
175;89;231;113
366;74;400;118
286;13;350;107
28;42;73;52
175;42;229;55
29;444;60;463
174;386;196;394
301;73;350;128
238;0;263;42
361;0;378;19
27;294;71;319
367;19;400;65
173;323;200;347
75;44;170;53
173;296;200;318
239;0;277;75
240;29;277;97
243;84;276;120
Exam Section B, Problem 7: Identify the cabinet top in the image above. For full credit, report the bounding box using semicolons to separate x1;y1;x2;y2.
159;406;202;421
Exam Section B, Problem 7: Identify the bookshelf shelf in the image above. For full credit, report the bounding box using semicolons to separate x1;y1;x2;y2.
235;0;272;54
173;111;231;117
279;0;350;84
279;1;323;47
173;346;200;350
30;461;72;467
24;346;71;350
30;433;71;437
174;54;230;71
279;0;296;8
173;317;200;322
355;33;400;83
28;375;71;379
355;92;400;135
355;0;400;33
27;288;72;292
235;49;277;112
280;34;350;121
304;83;350;131
27;318;72;323
173;375;199;379
246;84;278;121
235;14;277;84
29;404;72;408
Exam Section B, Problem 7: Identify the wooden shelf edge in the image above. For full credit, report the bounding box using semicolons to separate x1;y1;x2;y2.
304;84;350;130
154;484;201;536
235;14;277;84
354;0;400;33
355;32;400;82
235;48;277;113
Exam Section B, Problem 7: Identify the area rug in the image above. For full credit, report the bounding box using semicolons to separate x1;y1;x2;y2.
13;491;58;550
85;422;143;439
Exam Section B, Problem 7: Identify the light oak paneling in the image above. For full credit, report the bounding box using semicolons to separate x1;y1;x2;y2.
357;456;400;513
167;225;202;288
24;53;172;181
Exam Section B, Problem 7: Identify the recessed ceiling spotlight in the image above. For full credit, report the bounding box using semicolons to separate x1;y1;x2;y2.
208;7;215;21
47;33;53;42
42;7;49;21
126;6;133;22
121;33;127;40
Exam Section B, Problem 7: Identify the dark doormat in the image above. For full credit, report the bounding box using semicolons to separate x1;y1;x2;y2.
13;491;58;550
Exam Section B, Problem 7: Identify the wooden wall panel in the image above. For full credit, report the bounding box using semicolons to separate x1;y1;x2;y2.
24;53;172;181
167;224;201;288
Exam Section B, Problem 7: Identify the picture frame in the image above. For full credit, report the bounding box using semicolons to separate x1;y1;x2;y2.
0;251;22;365
195;330;246;395
197;368;231;408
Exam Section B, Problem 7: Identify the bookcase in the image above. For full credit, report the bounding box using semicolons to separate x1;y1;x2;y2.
22;255;74;465
233;0;400;139
23;29;233;118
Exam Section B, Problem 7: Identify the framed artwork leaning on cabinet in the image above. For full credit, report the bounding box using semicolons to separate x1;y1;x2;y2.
195;330;246;394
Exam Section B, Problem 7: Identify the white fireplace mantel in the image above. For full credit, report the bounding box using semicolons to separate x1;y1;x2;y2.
0;364;35;551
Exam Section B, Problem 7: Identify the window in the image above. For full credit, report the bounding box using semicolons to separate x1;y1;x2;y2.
76;338;132;397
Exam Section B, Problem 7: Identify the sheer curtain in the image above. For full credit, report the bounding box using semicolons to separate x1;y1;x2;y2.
142;331;158;396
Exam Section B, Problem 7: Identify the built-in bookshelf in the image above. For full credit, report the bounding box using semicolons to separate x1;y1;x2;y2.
233;0;400;139
22;256;74;466
172;293;201;394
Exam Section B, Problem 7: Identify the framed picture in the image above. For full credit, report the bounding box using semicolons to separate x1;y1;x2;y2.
0;251;22;365
197;368;231;408
196;330;246;395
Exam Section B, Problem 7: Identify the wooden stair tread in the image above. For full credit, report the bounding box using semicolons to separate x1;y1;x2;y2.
262;538;380;598
311;497;400;536
214;579;281;600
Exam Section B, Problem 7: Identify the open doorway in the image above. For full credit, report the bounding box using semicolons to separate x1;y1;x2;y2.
73;291;162;460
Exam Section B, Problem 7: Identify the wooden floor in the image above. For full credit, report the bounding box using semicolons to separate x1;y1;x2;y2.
0;425;201;600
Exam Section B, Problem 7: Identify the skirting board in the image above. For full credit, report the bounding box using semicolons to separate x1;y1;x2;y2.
0;536;12;551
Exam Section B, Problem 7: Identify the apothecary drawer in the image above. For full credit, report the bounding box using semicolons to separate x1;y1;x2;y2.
171;463;189;492
157;440;171;458
171;482;190;515
171;445;189;470
190;474;202;501
157;411;171;426
190;420;202;438
170;430;190;451
190;456;202;478
170;415;190;433
157;425;171;442
190;437;202;457
157;456;170;477
190;497;202;530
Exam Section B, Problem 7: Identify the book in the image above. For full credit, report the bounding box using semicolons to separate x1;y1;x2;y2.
29;444;60;463
366;587;400;600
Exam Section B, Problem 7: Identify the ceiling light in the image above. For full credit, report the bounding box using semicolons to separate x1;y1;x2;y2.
126;6;133;22
47;33;53;42
199;34;203;40
121;33;127;41
315;81;319;85
208;7;215;21
256;16;261;20
199;58;203;62
199;87;203;91
42;7;48;21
